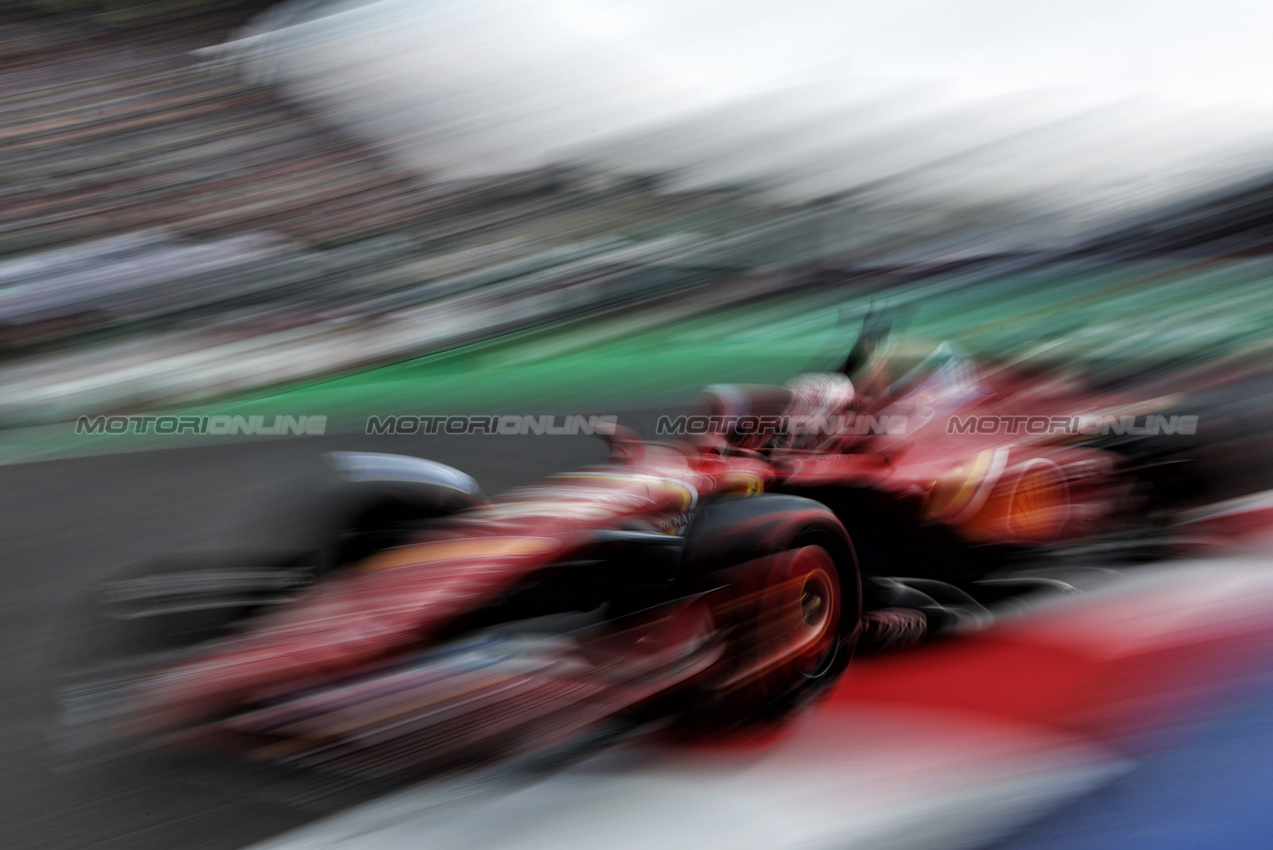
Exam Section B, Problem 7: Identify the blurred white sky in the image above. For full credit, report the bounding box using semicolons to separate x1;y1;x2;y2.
233;0;1273;213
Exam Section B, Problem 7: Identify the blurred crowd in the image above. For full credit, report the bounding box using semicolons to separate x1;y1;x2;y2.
0;2;431;253
5;0;1273;428
0;1;837;422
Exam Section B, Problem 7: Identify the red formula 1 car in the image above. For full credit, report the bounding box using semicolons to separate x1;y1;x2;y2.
66;337;1180;778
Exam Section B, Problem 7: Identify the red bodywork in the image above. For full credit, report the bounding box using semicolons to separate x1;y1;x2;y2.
126;363;1150;772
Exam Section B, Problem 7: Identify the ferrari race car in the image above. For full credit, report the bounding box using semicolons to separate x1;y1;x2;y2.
63;335;1190;779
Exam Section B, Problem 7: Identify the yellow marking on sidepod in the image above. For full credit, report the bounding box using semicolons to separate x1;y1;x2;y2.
926;449;995;521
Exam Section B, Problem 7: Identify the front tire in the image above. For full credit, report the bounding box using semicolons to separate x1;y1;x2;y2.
681;495;861;726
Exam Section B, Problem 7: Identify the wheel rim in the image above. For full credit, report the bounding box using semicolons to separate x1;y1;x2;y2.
800;569;833;634
780;546;840;679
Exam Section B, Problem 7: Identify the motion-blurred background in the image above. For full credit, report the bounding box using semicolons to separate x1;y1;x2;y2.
7;1;1273;848
5;0;1273;445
